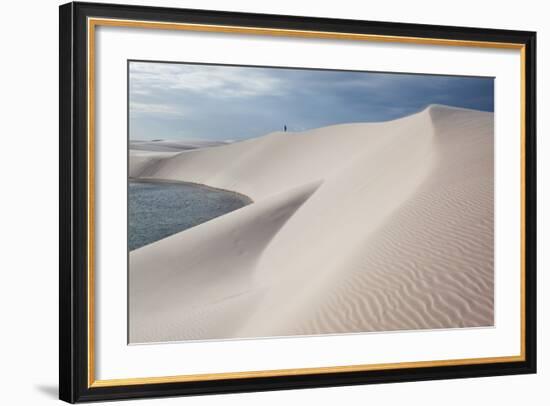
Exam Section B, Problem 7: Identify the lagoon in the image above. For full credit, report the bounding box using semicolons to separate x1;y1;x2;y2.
129;180;251;251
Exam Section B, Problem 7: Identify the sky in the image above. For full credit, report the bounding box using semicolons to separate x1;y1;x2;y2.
129;61;494;141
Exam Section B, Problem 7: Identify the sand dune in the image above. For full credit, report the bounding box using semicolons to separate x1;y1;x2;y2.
129;105;494;343
129;139;230;178
130;139;228;152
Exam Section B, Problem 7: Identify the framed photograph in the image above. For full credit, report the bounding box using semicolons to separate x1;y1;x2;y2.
59;1;537;403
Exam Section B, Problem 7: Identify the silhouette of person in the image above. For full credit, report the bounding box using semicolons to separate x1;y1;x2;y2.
284;125;287;132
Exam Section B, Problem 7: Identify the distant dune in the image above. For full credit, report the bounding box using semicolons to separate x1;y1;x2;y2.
129;139;230;178
129;105;494;343
130;139;229;152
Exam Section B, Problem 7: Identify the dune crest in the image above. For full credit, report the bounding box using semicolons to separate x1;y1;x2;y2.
129;105;494;343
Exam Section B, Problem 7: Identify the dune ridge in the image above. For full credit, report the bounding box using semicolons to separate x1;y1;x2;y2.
129;105;494;343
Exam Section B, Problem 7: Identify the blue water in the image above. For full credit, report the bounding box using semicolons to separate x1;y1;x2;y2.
129;180;251;251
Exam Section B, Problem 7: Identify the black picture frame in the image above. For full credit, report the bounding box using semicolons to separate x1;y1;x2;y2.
59;1;537;403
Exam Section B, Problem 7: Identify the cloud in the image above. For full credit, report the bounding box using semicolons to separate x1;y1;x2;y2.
130;62;285;99
129;101;186;117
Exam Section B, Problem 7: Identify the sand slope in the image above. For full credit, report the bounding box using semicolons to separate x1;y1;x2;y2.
129;105;494;343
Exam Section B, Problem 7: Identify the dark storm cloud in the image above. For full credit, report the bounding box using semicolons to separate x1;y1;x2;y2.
129;61;494;141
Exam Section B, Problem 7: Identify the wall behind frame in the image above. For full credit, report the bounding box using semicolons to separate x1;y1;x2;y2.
0;0;545;405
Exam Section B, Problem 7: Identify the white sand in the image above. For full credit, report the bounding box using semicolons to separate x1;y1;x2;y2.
130;139;228;152
129;105;494;343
